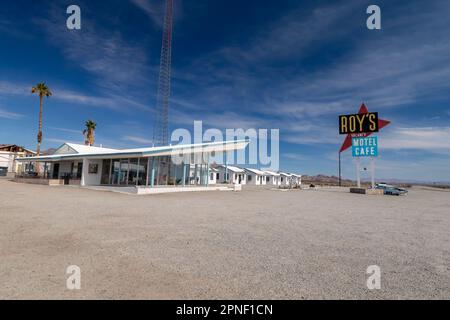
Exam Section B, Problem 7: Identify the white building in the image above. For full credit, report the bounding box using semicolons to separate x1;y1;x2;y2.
208;167;218;185
245;168;267;186
289;173;302;187
0;144;36;176
17;140;249;188
263;170;281;185
279;172;292;186
217;165;246;184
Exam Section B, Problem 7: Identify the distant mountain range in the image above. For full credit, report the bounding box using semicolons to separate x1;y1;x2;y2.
302;174;450;188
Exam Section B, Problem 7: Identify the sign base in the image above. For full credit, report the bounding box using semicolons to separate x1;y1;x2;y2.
350;188;383;195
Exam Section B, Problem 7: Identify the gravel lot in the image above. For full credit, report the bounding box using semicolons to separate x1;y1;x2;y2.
0;179;449;299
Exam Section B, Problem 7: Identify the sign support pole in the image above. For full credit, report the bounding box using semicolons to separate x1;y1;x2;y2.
356;157;361;188
338;152;341;187
370;157;375;189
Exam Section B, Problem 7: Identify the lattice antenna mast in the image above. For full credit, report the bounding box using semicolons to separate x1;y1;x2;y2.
153;0;173;146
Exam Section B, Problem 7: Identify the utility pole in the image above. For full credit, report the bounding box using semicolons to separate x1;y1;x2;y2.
338;151;341;186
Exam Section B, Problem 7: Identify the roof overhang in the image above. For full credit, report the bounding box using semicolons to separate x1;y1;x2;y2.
17;139;249;162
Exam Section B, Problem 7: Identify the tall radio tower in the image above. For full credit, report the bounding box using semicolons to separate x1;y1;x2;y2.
153;0;174;146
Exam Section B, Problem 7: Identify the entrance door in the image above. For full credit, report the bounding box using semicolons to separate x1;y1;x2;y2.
52;163;60;179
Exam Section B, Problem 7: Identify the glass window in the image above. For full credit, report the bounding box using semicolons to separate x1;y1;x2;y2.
137;158;148;186
128;158;139;185
119;159;129;185
112;160;120;185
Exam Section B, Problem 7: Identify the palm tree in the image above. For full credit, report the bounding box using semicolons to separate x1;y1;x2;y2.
31;83;52;173
83;120;97;146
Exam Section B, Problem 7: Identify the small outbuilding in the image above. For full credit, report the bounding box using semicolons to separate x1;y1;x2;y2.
245;168;267;186
217;165;246;184
263;170;281;185
279;172;292;186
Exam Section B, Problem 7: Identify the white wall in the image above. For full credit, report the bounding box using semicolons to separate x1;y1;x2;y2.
280;175;291;186
0;151;28;173
267;176;280;185
217;167;246;184
246;172;268;186
0;151;13;171
246;172;259;185
81;158;103;186
217;167;229;183
208;171;217;185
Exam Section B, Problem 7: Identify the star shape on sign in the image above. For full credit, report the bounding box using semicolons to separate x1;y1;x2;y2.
339;103;390;153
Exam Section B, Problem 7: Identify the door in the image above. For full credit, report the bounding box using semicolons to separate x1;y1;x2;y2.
52;163;60;179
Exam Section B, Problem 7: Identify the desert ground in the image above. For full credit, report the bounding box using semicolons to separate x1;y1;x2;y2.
0;179;449;299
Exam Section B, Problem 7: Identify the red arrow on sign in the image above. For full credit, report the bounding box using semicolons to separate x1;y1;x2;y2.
339;103;390;153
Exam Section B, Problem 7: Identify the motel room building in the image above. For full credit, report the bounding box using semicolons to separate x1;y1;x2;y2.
16;140;248;188
208;167;218;185
263;170;281;186
245;168;268;186
217;165;246;184
289;173;302;187
279;172;292;186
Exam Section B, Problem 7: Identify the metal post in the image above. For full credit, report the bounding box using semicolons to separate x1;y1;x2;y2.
338;152;341;187
371;157;375;189
356;157;361;188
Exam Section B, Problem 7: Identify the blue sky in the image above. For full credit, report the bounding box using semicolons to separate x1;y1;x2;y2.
1;0;450;181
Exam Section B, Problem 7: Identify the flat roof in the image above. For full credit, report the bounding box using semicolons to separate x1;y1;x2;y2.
218;165;245;173
245;168;267;175
263;170;280;176
17;139;249;162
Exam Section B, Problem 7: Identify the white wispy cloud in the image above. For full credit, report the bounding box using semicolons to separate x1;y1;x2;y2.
381;127;450;152
0;107;24;119
32;3;155;113
129;0;164;26
170;0;450;152
121;135;153;144
47;127;82;135
0;80;151;112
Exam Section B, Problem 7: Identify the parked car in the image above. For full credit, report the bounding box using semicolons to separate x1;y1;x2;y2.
375;184;408;196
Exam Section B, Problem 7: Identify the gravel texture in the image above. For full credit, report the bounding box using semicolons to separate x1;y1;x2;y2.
0;179;449;299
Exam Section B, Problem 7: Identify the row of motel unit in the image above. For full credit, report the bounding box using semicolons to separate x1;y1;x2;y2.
15;141;301;188
212;166;301;187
